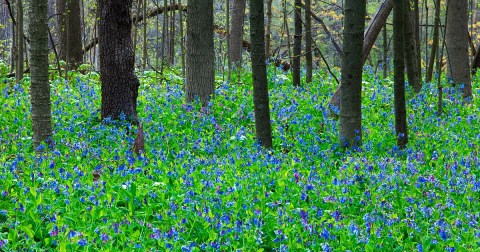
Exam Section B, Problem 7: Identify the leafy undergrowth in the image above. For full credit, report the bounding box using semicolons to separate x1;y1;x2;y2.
1;68;479;251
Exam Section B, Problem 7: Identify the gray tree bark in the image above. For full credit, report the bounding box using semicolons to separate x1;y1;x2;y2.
339;0;366;148
229;0;246;66
446;0;472;98
29;0;53;150
16;0;24;84
186;0;214;103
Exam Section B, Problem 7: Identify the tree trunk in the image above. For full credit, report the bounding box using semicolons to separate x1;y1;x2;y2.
426;0;440;82
404;0;422;92
142;0;147;70
363;0;394;64
330;0;393;110
446;0;472;98
29;0;53;150
413;0;421;81
169;0;176;65
16;0;24;84
99;0;140;122
305;0;313;83
393;0;408;149
339;0;366;148
229;0;246;66
57;0;83;70
66;0;83;69
265;0;273;59
293;0;302;87
186;0;214;103
250;0;272;148
383;24;388;78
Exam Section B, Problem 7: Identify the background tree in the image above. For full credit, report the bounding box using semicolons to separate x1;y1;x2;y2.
250;0;272;148
446;0;472;98
393;0;408;148
229;0;246;67
339;0;366;148
305;0;312;83
99;0;140;122
16;0;23;84
292;0;302;87
57;0;83;70
186;0;214;103
404;0;421;93
29;0;53;149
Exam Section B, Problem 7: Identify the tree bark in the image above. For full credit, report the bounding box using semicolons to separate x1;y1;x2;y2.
186;0;214;103
446;0;472;98
404;0;422;92
57;0;83;69
293;0;302;87
305;0;313;83
29;0;53;150
99;0;140;122
393;0;408;149
229;0;246;66
16;0;23;84
426;0;440;82
339;0;366;148
250;0;272;148
265;0;273;59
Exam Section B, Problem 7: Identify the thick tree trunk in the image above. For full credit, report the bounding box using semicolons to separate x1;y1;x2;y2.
426;0;440;82
404;0;422;92
339;0;366;148
99;0;140;122
56;0;67;60
16;0;23;84
393;0;408;149
265;0;273;59
305;0;313;83
29;0;53;150
229;0;246;66
250;0;272;148
293;0;302;87
446;0;472;98
186;0;214;103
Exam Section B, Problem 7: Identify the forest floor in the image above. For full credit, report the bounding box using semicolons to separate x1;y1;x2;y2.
1;67;480;251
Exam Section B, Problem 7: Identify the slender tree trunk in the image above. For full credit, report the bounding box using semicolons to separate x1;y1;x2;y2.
265;0;273;59
226;0;231;81
250;0;272;148
339;0;366;148
293;0;302;87
426;0;440;82
305;0;313;83
413;0;421;81
404;0;421;92
142;0;147;70
393;0;408;149
383;24;388;78
186;0;214;103
16;0;23;84
57;0;83;70
179;0;185;78
65;0;83;69
229;0;246;66
283;0;292;62
29;0;53;150
99;0;140;122
446;0;472;98
56;0;67;60
169;0;176;65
